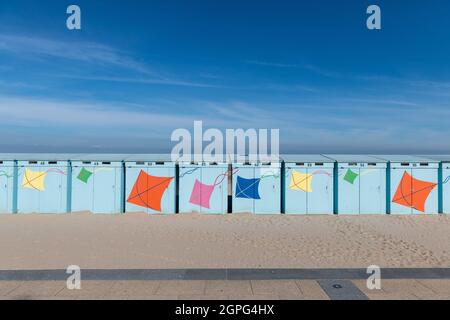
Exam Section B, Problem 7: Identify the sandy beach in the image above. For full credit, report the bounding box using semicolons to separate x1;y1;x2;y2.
0;213;449;270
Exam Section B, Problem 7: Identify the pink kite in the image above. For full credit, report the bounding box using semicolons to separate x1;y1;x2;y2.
189;179;215;209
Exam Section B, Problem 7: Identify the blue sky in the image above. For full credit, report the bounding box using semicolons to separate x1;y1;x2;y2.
1;0;450;153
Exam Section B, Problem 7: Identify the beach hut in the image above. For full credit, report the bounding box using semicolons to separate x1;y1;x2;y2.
179;157;228;214
16;154;69;213
0;159;16;213
283;155;334;214
326;155;387;215
420;155;450;214
71;154;123;214
376;155;439;214
124;154;176;214
232;156;281;214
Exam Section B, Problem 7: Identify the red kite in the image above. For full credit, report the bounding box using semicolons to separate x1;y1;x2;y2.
127;170;173;212
392;171;437;212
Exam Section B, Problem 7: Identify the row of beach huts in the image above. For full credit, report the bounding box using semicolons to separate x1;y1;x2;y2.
0;153;449;215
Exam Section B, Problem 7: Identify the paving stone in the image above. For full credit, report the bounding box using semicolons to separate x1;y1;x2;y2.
156;280;206;295
205;280;253;295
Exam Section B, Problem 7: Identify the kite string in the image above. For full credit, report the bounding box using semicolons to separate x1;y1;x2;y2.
180;167;199;178
47;168;67;175
0;170;13;178
212;168;238;187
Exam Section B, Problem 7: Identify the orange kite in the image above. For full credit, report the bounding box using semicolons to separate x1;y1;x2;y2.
392;171;437;212
127;170;173;212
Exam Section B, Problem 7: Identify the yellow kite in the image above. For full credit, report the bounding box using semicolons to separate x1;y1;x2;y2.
22;168;47;191
289;170;312;193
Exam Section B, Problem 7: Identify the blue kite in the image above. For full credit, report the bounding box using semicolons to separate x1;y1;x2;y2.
235;176;261;199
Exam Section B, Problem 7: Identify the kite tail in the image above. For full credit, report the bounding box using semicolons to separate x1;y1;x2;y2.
0;171;13;178
213;168;239;186
47;168;67;175
179;167;199;178
311;170;333;177
93;168;114;174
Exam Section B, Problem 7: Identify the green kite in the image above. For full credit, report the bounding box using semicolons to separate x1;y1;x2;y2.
343;169;359;184
77;167;93;183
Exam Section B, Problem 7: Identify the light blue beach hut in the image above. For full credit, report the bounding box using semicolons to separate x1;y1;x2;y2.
71;154;123;214
283;154;334;214
232;155;281;214
326;155;387;215
124;154;176;214
376;155;439;214
421;155;450;214
0;158;16;213
16;154;69;213
179;155;228;214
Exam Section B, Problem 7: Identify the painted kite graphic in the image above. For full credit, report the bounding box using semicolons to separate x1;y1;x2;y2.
392;171;437;212
343;169;359;184
189;179;215;209
77;167;93;183
235;176;261;199
22;168;47;191
127;170;173;211
21;168;66;192
188;170;230;209
289;170;312;192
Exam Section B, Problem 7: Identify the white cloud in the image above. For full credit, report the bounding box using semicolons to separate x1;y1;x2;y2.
0;33;215;88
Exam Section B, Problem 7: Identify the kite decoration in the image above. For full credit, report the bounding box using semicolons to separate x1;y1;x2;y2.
342;168;378;185
127;170;173;212
235;167;281;200
235;176;261;199
287;168;332;193
76;167;113;184
77;167;93;183
392;171;437;212
343;169;359;184
290;170;313;192
22;169;47;191
188;169;234;209
21;168;67;191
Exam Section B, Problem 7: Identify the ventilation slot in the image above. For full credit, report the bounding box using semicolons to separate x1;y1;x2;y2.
102;162;111;165
401;162;410;166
